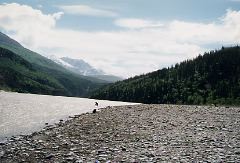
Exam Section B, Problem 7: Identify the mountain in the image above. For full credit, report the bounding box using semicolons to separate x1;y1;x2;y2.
91;46;240;106
61;57;104;76
49;56;123;83
0;32;107;96
0;47;66;94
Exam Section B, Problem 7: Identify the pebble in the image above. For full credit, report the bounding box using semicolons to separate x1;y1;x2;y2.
45;153;54;159
66;157;75;161
0;151;5;158
75;159;83;163
0;142;6;146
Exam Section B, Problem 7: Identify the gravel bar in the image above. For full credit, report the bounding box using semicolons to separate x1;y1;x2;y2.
0;104;240;162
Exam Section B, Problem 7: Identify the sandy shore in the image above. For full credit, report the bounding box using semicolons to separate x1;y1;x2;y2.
0;104;240;162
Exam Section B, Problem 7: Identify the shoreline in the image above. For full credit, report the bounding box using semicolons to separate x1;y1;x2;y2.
0;91;138;141
1;104;240;162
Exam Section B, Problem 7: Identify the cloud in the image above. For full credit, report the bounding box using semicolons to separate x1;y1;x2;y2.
166;9;240;44
0;3;239;78
115;18;163;29
0;3;63;47
59;5;117;17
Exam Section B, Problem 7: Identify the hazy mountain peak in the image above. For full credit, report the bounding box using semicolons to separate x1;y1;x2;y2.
56;57;105;76
47;55;123;82
45;55;74;68
61;57;105;76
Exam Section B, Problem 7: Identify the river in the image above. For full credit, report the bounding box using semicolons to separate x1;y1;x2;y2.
0;91;137;140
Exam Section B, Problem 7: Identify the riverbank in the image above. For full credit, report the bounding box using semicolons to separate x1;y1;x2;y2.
0;91;137;140
1;104;240;162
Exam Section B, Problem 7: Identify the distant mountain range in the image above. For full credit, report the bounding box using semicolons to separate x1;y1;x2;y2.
47;55;123;82
0;32;109;96
91;46;240;106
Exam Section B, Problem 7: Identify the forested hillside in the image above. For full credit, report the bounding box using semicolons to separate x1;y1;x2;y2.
0;47;65;94
0;47;104;96
0;32;107;96
91;46;240;105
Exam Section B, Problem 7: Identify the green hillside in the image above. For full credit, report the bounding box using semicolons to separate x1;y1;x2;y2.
91;46;240;105
0;32;69;72
0;32;106;96
0;47;67;94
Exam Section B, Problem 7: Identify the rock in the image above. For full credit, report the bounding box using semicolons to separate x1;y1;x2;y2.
35;150;42;154
45;153;54;159
75;159;84;163
38;140;44;143
0;150;5;158
146;153;155;157
98;154;108;157
97;149;105;154
65;151;76;157
121;147;127;151
0;142;5;146
70;147;77;151
22;153;30;157
66;157;75;161
93;109;97;113
235;151;240;155
52;146;59;150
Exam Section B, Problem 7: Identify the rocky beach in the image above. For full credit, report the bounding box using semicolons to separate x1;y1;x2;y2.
0;104;240;162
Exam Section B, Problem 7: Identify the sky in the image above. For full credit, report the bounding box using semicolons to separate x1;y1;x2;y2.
0;0;240;78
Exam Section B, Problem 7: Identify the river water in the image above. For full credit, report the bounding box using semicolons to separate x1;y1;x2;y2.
0;91;137;140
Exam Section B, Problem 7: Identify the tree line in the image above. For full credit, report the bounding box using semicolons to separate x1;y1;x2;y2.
91;46;240;106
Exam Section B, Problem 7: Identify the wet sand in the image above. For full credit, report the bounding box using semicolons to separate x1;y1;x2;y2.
1;104;240;162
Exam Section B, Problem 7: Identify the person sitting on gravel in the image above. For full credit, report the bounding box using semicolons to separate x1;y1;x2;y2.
92;109;97;113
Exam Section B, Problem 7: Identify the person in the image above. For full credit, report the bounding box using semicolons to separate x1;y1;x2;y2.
95;102;98;106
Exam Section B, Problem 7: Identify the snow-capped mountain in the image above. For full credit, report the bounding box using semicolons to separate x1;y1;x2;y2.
46;55;74;68
61;57;105;76
46;55;103;76
47;55;123;82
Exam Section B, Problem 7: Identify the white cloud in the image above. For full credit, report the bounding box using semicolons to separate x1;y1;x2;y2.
115;18;163;29
59;5;117;17
0;3;63;47
0;3;239;78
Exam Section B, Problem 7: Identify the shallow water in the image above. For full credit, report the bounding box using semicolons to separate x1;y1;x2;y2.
0;91;137;140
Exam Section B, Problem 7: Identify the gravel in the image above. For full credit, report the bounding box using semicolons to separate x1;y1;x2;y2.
0;104;240;162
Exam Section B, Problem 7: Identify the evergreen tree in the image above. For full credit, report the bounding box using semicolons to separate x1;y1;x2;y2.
91;46;240;106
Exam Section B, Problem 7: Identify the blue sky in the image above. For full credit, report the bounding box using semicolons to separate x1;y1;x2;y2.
3;0;240;30
0;0;240;77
